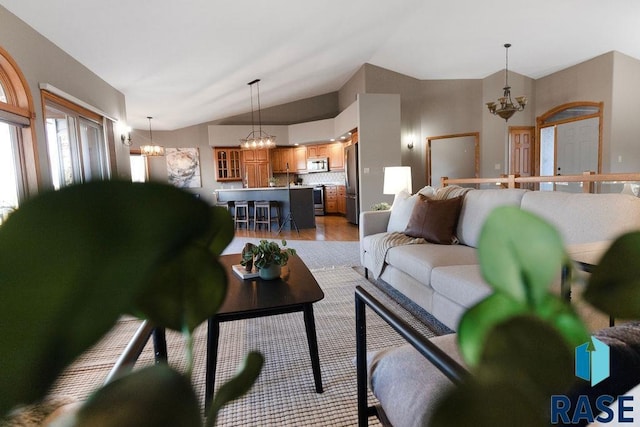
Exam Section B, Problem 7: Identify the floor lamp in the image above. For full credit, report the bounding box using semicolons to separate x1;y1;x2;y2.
278;163;300;235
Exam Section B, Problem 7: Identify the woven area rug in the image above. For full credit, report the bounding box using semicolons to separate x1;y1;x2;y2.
45;240;447;426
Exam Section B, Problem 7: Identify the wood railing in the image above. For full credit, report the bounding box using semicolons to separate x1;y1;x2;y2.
441;171;640;193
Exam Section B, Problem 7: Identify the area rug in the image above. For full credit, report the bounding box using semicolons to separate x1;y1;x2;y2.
45;241;446;426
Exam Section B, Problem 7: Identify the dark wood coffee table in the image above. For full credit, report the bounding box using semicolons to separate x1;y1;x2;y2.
204;253;325;409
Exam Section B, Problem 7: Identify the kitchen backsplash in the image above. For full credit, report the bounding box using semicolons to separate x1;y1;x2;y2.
300;171;345;186
218;171;346;189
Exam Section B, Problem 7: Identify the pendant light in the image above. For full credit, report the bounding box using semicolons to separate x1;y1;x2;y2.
140;116;165;156
240;79;276;148
486;43;527;121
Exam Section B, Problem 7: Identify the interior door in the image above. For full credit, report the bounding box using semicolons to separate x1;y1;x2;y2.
556;117;599;193
509;127;534;175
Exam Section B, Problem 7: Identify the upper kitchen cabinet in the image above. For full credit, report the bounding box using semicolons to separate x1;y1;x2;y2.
214;147;242;181
271;147;295;173
242;147;269;163
294;146;307;173
306;142;344;171
306;144;329;158
328;142;344;171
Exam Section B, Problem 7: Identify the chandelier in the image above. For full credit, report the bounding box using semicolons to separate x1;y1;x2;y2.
486;43;527;121
240;79;275;149
140;116;164;156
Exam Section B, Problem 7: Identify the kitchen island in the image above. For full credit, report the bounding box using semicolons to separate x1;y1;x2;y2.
215;186;315;230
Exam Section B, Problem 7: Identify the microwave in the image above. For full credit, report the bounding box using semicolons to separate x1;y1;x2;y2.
307;157;329;173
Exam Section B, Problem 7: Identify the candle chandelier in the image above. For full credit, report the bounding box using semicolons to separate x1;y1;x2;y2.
140;116;165;156
240;79;276;149
486;43;527;121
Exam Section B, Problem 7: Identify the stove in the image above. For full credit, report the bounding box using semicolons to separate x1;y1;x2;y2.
313;185;325;216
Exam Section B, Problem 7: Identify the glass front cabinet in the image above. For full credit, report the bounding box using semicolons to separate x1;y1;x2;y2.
214;147;241;181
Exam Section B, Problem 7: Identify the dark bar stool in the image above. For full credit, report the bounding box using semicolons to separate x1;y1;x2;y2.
253;200;280;231
234;201;250;229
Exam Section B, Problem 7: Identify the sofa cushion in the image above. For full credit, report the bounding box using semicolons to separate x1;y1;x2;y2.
385;244;478;287
457;189;529;248
430;264;491;309
404;195;464;244
368;334;462;427
521;191;640;245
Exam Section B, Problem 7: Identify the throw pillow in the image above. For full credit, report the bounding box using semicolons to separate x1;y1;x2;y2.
404;195;464;244
387;190;419;233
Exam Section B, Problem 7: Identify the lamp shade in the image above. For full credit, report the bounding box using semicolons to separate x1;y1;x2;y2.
383;166;412;195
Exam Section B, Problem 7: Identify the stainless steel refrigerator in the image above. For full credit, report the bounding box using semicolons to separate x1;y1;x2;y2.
344;143;359;224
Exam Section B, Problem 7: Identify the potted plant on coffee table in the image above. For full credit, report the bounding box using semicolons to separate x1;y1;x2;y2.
241;239;296;280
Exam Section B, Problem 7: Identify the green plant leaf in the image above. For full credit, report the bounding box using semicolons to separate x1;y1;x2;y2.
202;206;235;256
535;294;590;349
457;293;527;366
134;244;228;332
584;231;640;318
429;379;546;427
433;317;576;427
206;351;264;426
74;365;201;427
476;316;575;405
0;181;211;414
478;206;567;306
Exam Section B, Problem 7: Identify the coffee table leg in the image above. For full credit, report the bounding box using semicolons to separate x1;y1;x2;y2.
205;317;220;410
303;303;323;393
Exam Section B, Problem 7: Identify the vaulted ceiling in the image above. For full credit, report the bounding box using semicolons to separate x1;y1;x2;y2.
1;0;639;130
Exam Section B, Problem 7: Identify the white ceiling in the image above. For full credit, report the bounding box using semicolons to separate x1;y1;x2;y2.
2;0;640;130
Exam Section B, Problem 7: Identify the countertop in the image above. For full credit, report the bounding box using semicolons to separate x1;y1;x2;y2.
216;185;315;192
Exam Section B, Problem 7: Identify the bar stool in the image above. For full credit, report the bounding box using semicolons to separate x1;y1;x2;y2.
233;201;250;229
253;201;280;231
215;201;234;220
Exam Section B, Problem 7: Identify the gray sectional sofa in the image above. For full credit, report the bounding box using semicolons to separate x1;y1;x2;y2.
360;188;640;331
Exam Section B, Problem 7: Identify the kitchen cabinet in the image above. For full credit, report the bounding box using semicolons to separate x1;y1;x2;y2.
271;147;295;173
328;142;344;171
242;148;270;188
242;148;269;163
294;146;307;172
324;185;337;213
304;142;344;171
245;162;270;188
213;147;242;181
307;144;329;159
337;185;346;214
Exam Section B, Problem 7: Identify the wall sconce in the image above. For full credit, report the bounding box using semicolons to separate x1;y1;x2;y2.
407;140;414;150
119;123;132;146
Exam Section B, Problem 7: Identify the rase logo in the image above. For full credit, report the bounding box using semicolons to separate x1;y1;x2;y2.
575;336;610;386
551;337;635;424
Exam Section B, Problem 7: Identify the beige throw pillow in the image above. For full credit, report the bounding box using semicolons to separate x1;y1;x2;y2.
387;190;419;233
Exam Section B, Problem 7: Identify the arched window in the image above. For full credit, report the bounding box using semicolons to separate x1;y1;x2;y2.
0;46;36;224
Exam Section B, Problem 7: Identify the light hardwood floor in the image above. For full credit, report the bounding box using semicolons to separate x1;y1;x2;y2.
233;214;359;241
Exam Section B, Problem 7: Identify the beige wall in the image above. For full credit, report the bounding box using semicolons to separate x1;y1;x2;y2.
5;0;638;204
611;52;640;173
535;52;614;173
0;6;129;192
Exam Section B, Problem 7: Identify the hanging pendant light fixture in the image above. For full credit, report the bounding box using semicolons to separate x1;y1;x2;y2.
240;79;276;149
140;116;165;156
486;43;527;121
